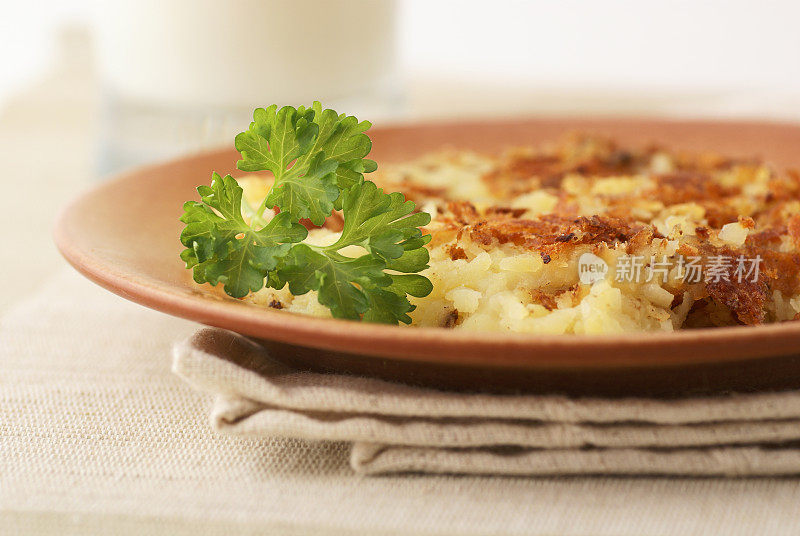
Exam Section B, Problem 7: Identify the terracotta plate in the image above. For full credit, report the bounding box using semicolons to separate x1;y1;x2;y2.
55;117;800;395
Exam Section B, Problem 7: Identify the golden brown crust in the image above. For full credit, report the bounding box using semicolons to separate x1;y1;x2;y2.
788;214;800;249
698;245;769;325
480;134;652;196
447;245;468;261
441;309;459;328
468;215;645;255
371;133;800;327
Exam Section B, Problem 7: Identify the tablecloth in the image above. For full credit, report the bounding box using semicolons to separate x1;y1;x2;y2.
2;270;800;535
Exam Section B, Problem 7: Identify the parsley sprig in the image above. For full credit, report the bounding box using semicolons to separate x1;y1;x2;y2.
180;103;433;324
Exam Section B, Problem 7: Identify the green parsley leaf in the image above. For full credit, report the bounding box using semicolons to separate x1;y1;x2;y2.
301;102;377;197
234;102;375;223
278;244;388;320
334;180;431;260
180;172;307;298
274;181;432;324
180;104;434;324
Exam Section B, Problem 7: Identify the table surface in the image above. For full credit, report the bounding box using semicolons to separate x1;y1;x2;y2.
4;270;800;536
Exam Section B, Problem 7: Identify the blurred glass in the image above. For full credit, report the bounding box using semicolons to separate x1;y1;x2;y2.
93;0;399;175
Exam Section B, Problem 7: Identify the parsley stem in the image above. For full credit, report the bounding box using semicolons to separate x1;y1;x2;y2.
241;197;269;228
255;194;272;219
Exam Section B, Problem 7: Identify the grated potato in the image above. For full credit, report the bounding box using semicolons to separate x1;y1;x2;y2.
244;133;800;332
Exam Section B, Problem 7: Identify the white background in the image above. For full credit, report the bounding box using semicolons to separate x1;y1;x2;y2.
1;0;799;108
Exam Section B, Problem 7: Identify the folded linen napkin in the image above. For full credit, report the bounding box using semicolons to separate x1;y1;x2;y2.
173;327;800;476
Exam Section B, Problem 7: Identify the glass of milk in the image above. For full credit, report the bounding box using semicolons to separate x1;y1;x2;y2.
93;0;399;174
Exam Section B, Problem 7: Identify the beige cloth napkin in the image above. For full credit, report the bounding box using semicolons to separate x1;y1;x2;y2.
173;327;800;477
